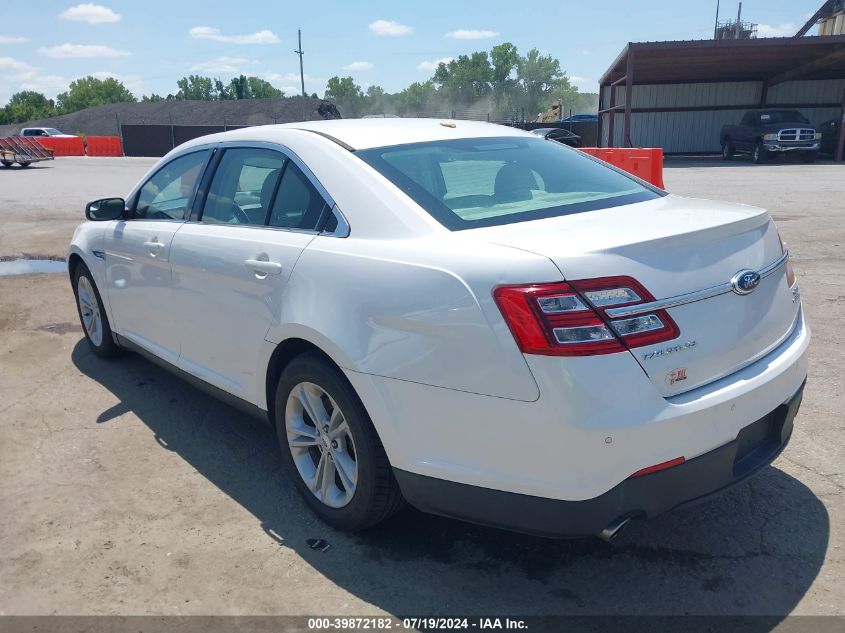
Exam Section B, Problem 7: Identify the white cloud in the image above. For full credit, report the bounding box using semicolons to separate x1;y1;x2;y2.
417;57;453;71
0;35;29;45
756;22;796;37
0;57;36;72
39;43;130;58
189;56;257;74
568;75;594;91
342;61;373;71
445;29;499;40
189;26;280;45
369;19;413;36
91;71;144;93
59;3;120;24
581;49;591;55
20;75;71;97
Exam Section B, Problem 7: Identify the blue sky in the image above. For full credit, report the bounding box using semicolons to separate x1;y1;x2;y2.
0;0;822;104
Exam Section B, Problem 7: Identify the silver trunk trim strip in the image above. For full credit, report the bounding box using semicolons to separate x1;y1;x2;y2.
605;251;789;318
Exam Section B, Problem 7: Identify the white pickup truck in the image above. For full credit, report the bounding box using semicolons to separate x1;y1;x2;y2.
19;127;76;138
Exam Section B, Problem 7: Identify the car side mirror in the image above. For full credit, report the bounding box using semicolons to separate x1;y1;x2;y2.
86;197;126;221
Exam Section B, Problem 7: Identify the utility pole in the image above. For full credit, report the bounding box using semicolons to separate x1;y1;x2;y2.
713;0;720;39
735;2;742;39
294;29;306;121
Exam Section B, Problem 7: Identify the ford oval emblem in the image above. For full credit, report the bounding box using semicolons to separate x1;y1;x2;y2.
731;269;761;295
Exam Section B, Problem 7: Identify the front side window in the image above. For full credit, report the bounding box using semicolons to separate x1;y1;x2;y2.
134;150;209;221
268;162;328;230
357;137;662;230
201;148;286;225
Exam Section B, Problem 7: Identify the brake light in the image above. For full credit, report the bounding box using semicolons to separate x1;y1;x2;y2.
493;276;680;357
777;233;796;287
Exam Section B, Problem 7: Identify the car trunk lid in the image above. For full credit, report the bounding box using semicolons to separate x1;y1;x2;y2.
472;195;800;397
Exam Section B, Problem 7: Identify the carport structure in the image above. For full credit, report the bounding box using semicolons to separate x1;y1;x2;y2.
598;34;845;159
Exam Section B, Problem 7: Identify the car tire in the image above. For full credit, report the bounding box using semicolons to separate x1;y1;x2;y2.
19;162;31;168
752;142;768;164
73;262;122;358
275;352;405;531
802;152;818;164
721;140;734;160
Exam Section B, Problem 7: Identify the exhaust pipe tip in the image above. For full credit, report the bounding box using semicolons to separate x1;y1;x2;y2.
597;516;632;542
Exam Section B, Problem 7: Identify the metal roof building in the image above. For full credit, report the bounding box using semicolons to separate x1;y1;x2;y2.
598;25;845;158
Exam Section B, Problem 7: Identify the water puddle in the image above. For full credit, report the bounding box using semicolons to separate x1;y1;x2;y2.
0;258;67;276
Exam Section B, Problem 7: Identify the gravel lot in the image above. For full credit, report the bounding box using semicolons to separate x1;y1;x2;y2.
0;156;843;620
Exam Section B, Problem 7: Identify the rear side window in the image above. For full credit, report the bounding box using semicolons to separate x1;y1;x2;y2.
134;150;209;221
357;137;661;230
268;163;328;230
201;148;286;225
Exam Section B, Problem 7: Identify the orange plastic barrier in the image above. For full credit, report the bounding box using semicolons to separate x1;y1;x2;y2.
579;147;665;189
86;136;123;157
35;136;85;156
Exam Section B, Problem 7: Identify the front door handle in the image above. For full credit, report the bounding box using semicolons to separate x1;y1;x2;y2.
244;259;283;275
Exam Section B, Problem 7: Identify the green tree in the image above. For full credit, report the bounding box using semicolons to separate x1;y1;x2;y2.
490;43;519;109
433;52;492;106
56;76;135;113
141;93;165;102
245;76;283;99
324;76;364;116
516;48;565;117
2;91;56;123
394;81;437;115
363;84;390;114
215;78;231;100
223;75;283;100
175;75;217;100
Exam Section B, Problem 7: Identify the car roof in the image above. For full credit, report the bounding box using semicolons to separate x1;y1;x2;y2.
215;118;536;151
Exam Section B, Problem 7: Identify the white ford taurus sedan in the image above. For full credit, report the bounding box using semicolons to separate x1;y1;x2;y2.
69;119;808;539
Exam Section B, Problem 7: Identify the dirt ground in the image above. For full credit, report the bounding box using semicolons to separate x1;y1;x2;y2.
0;156;843;620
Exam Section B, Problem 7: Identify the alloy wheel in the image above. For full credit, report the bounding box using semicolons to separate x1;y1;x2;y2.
285;381;358;508
77;275;103;347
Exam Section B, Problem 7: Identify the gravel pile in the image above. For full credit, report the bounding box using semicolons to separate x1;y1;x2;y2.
0;96;340;137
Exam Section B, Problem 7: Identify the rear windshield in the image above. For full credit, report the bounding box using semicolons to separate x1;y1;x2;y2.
356;137;662;230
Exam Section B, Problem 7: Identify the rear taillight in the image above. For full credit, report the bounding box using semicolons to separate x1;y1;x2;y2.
777;233;796;287
493;276;679;357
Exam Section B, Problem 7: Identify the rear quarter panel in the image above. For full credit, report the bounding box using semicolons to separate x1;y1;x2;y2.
266;234;564;402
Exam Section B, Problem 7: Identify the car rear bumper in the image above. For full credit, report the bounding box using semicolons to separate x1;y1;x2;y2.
393;381;804;538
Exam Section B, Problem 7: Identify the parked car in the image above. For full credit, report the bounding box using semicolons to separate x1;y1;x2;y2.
818;118;841;156
559;113;598;123
69;119;808;539
531;127;583;147
721;110;820;163
19;127;76;138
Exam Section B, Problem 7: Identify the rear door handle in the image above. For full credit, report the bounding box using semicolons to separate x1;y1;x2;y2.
143;240;165;256
244;259;283;275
